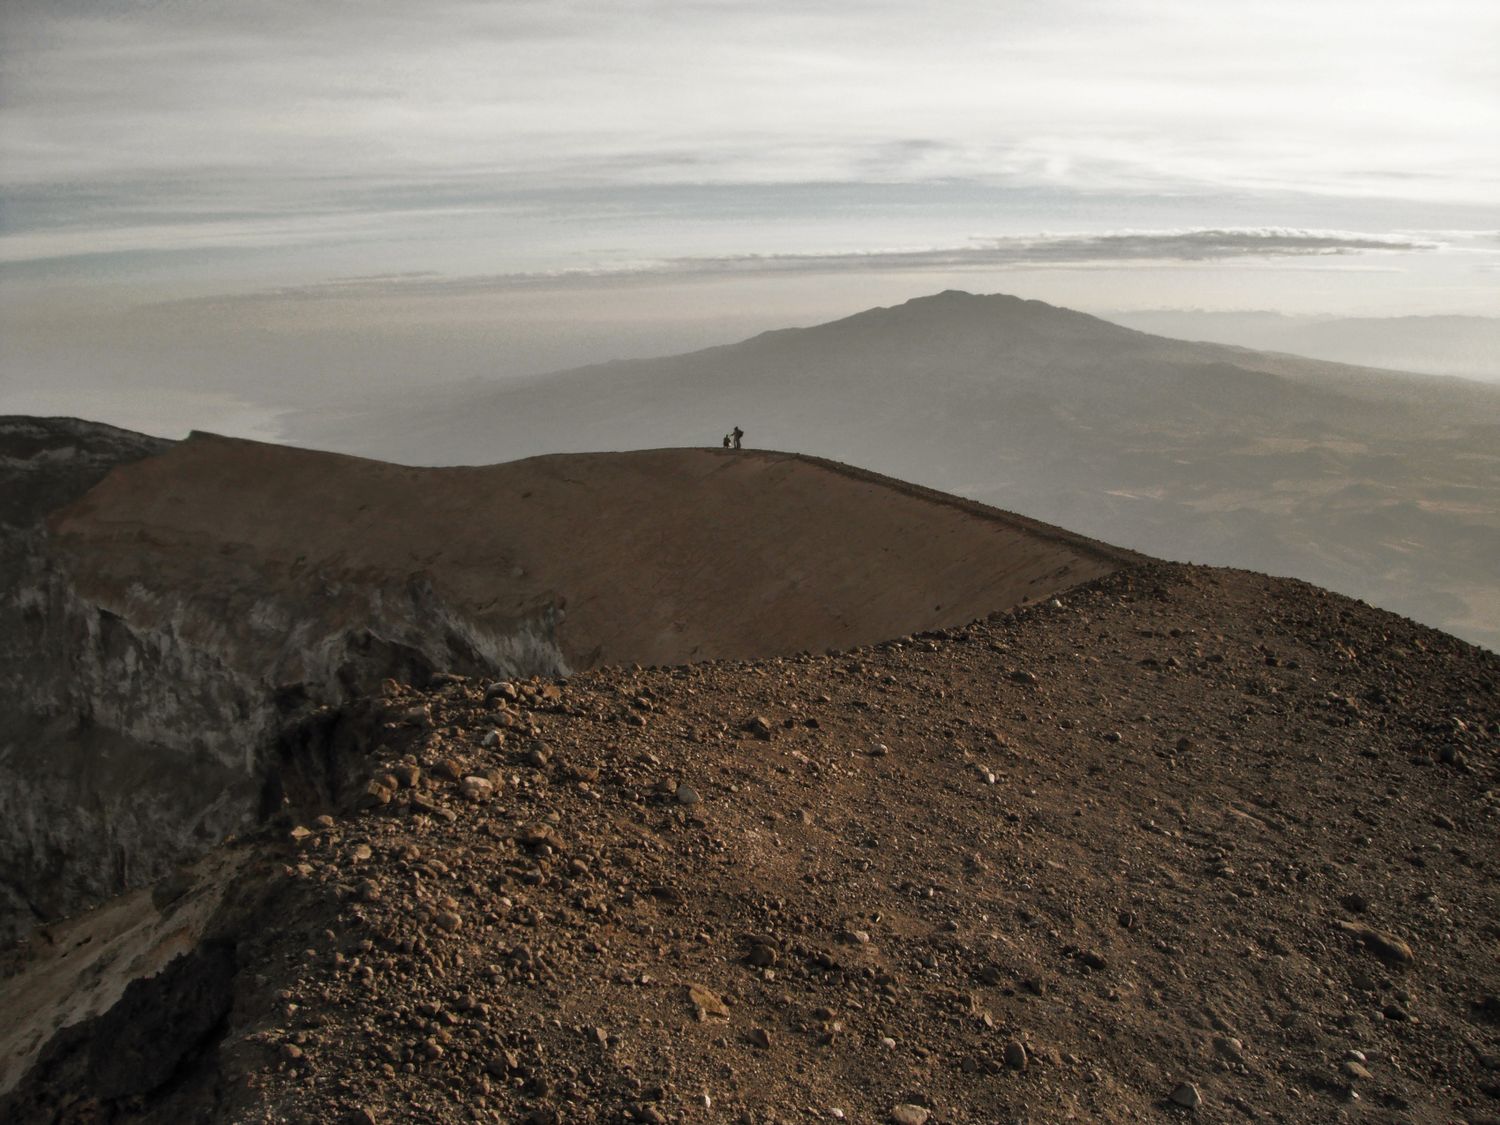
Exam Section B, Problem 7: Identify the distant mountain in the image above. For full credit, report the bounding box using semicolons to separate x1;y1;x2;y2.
287;290;1500;651
1104;309;1500;381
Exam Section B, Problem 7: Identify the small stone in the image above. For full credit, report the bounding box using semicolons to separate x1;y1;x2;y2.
749;1027;772;1049
432;759;463;782
676;783;702;806
745;716;774;740
391;763;421;788
1212;1036;1243;1061
891;1106;930;1125
461;775;495;802
687;983;730;1020
434;910;463;933
1003;1039;1028;1070
1337;921;1414;967
1170;1082;1201;1109
356;878;381;903
519;824;566;852
357;779;394;809
746;942;779;967
1342;1061;1373;1080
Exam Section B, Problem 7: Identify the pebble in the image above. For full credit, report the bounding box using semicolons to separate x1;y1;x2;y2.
1003;1039;1028;1070
676;783;702;806
1336;920;1414;967
358;779;394;808
890;1106;930;1125
461;775;494;801
749;1027;773;1049
1170;1082;1202;1109
434;910;463;933
1212;1036;1243;1061
687;983;730;1020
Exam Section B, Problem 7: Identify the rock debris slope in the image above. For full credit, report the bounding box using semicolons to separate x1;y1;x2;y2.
1;423;1131;943
4;563;1495;1123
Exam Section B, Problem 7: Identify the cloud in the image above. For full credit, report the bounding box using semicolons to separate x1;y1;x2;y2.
153;228;1442;304
675;230;1439;273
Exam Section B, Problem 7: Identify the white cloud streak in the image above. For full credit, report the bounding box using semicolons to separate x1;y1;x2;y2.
151;228;1442;303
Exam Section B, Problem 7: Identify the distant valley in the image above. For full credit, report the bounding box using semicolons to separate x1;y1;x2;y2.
1105;309;1500;382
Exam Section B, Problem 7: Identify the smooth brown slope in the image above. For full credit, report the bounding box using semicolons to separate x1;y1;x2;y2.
52;432;1137;671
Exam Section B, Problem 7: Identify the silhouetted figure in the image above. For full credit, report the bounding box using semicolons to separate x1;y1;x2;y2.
722;434;731;448
732;426;744;450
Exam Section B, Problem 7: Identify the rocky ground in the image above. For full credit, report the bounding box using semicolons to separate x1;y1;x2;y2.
2;424;1128;945
4;561;1498;1124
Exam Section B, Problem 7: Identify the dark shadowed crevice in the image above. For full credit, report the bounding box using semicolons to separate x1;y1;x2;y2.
1;940;237;1122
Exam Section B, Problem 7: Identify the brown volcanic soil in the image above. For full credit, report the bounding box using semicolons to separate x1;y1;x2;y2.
52;435;1133;669
7;562;1497;1124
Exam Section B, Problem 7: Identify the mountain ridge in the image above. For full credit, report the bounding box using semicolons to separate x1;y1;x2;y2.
0;422;1135;945
282;291;1500;653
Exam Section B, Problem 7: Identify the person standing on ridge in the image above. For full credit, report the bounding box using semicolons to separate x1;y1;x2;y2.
732;426;744;450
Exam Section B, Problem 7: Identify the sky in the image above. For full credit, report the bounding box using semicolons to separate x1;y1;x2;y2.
1;0;1497;437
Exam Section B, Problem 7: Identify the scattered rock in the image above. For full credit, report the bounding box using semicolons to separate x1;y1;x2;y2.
687;983;730;1020
1337;920;1414;967
460;776;494;802
1170;1082;1202;1109
1003;1039;1028;1070
357;779;394;809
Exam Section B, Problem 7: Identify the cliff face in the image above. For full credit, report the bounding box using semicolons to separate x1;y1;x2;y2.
1;419;177;938
0;420;567;945
1;423;1130;945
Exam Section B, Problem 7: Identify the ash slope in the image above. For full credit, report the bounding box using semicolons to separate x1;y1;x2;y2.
1;425;1130;944
7;563;1496;1124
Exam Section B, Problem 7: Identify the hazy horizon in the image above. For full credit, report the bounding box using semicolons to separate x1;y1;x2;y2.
3;1;1498;439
